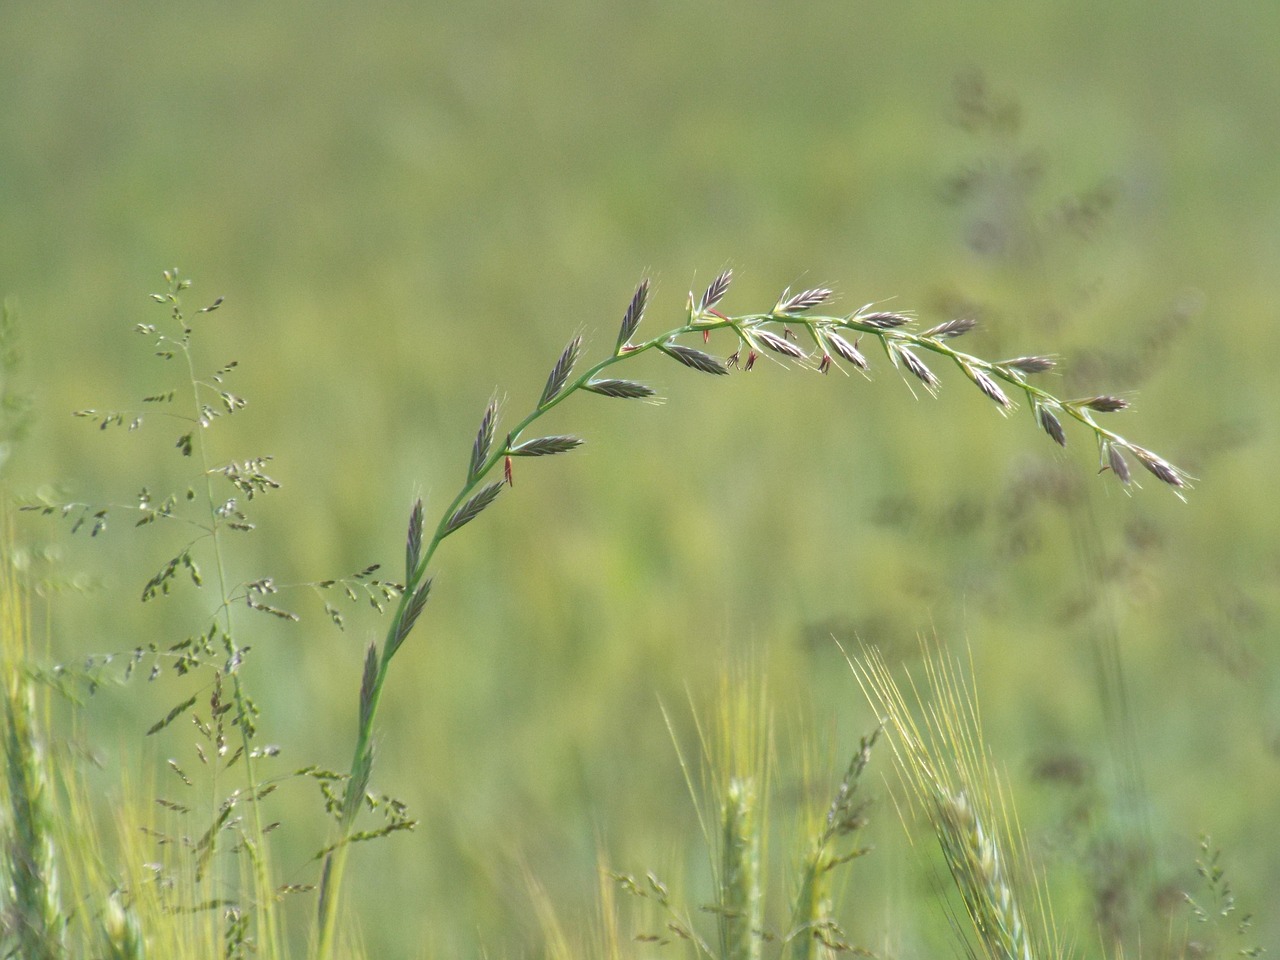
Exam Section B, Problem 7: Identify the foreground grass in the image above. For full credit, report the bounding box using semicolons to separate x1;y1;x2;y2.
5;269;1229;958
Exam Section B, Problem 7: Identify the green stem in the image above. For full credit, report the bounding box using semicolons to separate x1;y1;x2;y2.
173;290;280;956
314;292;1183;957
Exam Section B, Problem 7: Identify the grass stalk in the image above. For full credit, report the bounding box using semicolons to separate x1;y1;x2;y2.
718;775;763;960
315;272;1186;957
1;511;65;959
151;271;281;956
853;643;1063;960
785;729;877;960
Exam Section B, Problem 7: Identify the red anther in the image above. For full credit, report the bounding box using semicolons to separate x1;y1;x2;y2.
703;329;711;344
707;309;729;321
745;350;758;370
819;353;832;374
504;455;514;486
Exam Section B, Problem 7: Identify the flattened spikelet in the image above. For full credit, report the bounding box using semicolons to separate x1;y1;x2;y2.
469;399;498;482
1037;405;1067;447
444;481;504;536
405;498;424;580
897;346;940;392
923;317;977;339
699;269;733;312
1107;443;1132;484
969;367;1012;409
661;342;729;375
827;332;869;371
539;337;582;408
388;578;432;658
855;311;912;329
1003;355;1056;374
1132;445;1188;488
754;327;806;359
777;287;834;314
583;378;658;399
617;278;649;350
508;435;584;456
1076;395;1129;412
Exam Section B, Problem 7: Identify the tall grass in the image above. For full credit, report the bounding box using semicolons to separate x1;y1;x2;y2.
8;267;1199;956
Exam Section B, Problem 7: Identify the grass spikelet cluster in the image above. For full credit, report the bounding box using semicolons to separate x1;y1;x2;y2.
785;729;877;960
611;671;879;959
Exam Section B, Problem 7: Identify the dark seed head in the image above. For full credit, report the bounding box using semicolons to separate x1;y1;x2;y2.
699;269;733;312
922;317;977;340
1037;405;1067;447
1107;444;1132;484
1003;356;1057;375
776;287;834;314
1077;395;1129;413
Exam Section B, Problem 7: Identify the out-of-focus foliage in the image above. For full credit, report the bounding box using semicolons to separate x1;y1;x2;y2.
3;0;1278;955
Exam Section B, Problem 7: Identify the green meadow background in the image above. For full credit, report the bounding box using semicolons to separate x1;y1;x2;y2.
4;0;1279;955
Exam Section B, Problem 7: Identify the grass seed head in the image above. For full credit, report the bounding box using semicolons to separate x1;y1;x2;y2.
1076;395;1129;412
776;287;834;314
1107;443;1132;484
923;317;978;339
853;311;912;329
617;277;650;350
1003;356;1056;375
661;342;730;375
539;337;583;408
583;378;658;399
700;269;734;313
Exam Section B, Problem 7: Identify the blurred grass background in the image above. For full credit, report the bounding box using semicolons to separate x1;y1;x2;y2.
3;0;1279;955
